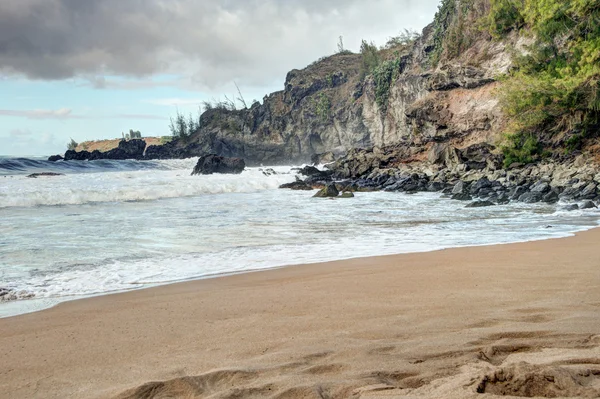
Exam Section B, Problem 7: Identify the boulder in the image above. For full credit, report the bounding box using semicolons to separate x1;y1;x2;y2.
64;149;92;161
279;178;313;191
530;181;551;193
451;192;472;201
542;190;560;204
579;183;597;199
470;177;492;194
340;191;355;198
452;180;468;195
313;183;339;198
563;204;579;211
191;154;245;175
518;191;543;203
427;181;445;192
580;201;597;210
298;165;323;176
47;154;63;162
465;200;495;208
509;185;528;200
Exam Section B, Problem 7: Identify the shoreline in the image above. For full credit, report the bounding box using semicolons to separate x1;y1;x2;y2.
2;218;598;319
1;229;600;398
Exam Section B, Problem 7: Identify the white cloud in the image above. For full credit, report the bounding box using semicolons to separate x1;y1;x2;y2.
0;108;80;119
144;98;206;107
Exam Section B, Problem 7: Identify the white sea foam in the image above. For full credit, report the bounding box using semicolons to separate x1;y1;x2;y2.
0;161;296;208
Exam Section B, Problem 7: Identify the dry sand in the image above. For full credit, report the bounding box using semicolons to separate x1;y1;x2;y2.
1;229;600;398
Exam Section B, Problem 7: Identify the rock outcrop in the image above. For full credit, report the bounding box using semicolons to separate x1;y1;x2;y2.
191;154;246;175
57;139;147;161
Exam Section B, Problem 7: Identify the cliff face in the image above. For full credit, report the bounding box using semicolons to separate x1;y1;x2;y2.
164;0;528;166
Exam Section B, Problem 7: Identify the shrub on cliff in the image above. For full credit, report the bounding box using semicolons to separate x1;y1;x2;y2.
493;0;600;162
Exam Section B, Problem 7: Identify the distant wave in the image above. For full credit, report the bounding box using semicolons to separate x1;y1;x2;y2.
0;157;192;175
0;165;296;208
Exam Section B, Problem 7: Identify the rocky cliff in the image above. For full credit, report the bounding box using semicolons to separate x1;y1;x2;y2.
60;0;598;170
154;0;526;167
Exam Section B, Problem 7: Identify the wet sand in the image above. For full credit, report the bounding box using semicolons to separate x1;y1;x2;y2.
1;229;600;398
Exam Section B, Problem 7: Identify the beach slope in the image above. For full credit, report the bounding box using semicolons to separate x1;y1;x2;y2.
1;230;600;398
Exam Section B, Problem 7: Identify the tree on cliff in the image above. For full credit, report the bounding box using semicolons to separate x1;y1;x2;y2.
67;138;78;151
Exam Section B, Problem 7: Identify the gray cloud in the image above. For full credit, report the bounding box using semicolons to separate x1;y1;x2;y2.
0;0;439;89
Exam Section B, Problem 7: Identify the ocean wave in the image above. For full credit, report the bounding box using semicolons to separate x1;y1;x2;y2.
0;157;196;175
0;166;296;208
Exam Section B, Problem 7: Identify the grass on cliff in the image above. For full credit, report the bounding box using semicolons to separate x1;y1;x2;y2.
491;0;600;165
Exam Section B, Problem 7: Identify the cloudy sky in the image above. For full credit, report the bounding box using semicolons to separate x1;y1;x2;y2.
0;0;439;156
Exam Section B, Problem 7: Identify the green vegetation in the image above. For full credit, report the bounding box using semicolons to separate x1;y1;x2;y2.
159;136;173;145
312;93;331;121
491;0;600;165
67;138;78;151
383;29;420;50
169;110;200;141
123;129;142;140
484;0;524;37
359;39;405;111
360;40;381;79
372;57;403;111
336;35;353;55
430;0;458;65
501;132;544;167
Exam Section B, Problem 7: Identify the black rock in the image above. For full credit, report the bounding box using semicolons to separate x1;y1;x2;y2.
563;204;580;211
465;200;495;208
47;154;63;162
580;200;597;210
542;190;560;204
496;194;510;205
298;165;323;177
509;185;528;200
451;192;472;201
452;181;468;195
427;181;445;192
339;191;355;198
26;172;65;178
64;149;92;161
470;177;492;194
559;186;579;200
580;183;597;200
191;154;245;175
530;181;551;194
279;178;313;191
518;191;543;203
313;183;339;198
260;168;277;176
63;139;147;161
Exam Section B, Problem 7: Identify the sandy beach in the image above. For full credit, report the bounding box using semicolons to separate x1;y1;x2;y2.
1;230;599;398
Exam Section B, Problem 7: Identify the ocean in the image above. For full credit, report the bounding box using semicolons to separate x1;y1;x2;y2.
1;156;599;317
